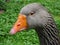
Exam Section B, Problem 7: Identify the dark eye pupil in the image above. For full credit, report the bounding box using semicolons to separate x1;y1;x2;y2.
30;12;34;15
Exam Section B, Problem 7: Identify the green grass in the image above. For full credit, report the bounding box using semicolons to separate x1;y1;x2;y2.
53;15;60;30
0;0;60;45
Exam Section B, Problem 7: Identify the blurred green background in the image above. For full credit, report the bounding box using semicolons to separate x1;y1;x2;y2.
0;0;60;45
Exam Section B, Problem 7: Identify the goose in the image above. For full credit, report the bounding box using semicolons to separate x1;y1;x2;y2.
9;3;60;45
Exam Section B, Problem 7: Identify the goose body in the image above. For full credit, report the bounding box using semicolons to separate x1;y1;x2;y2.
10;3;60;45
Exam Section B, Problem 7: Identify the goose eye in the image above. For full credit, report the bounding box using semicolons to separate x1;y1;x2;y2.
29;12;34;15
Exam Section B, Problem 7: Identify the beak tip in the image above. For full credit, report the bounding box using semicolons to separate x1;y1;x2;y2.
9;29;17;35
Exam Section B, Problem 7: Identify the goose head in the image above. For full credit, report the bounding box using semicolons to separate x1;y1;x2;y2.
9;3;48;34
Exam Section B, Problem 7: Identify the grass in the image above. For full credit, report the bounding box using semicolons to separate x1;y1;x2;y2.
0;0;60;45
53;15;60;30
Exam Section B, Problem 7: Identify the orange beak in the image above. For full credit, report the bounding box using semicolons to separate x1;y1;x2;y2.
9;14;28;34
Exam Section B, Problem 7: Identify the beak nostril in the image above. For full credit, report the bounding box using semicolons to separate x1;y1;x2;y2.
17;23;21;26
